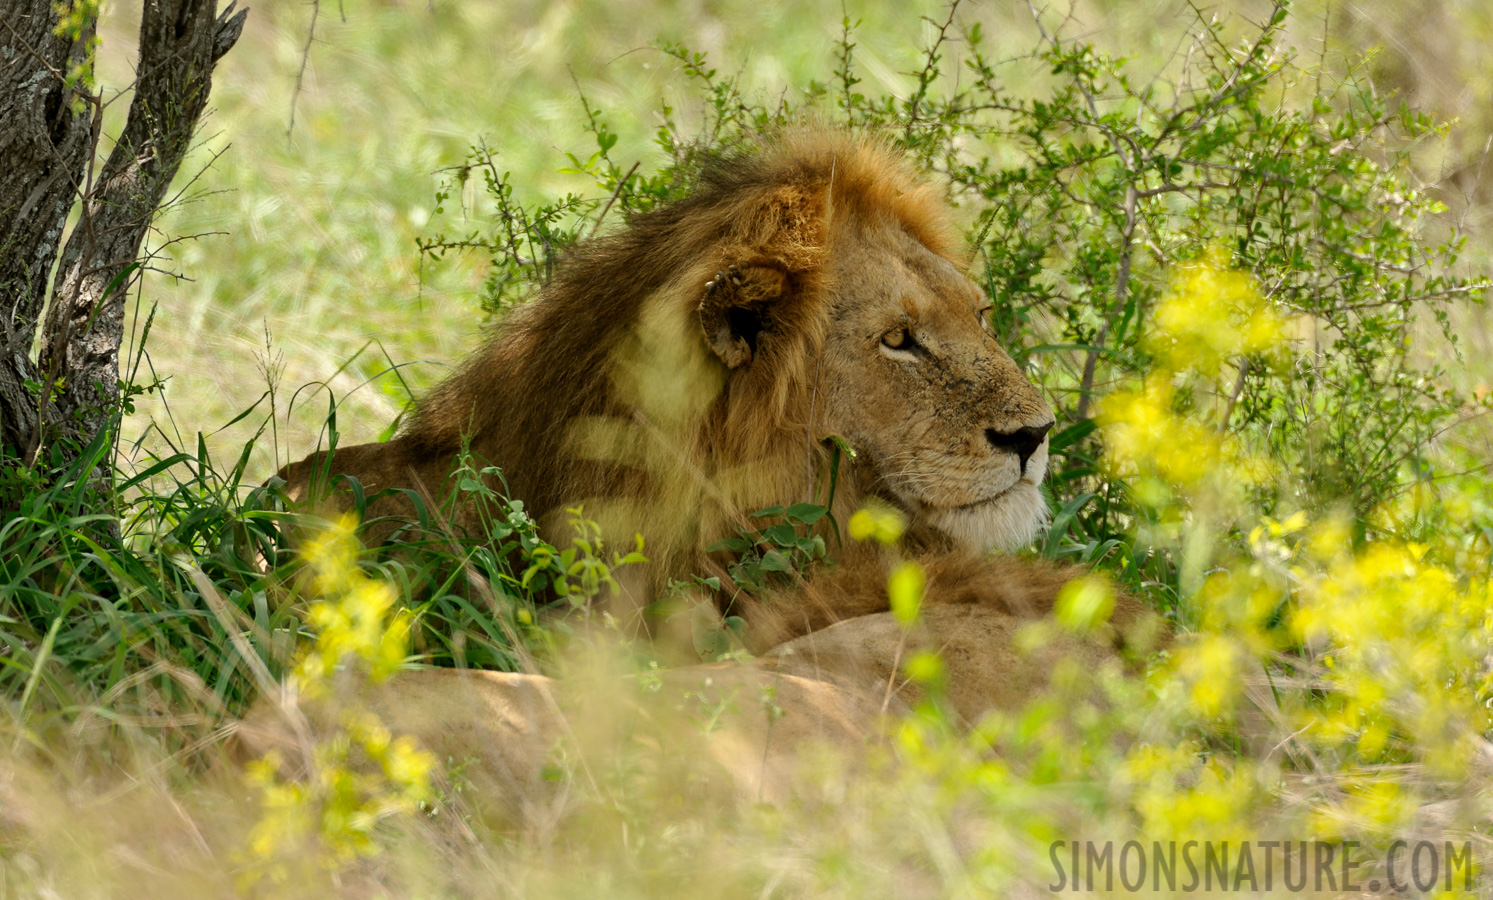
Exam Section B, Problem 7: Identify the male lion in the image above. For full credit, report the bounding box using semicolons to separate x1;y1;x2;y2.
279;130;1125;650
252;130;1155;815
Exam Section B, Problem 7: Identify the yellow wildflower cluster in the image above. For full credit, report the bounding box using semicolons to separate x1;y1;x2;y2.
848;504;907;546
849;502;938;689
244;514;435;882
1098;249;1285;514
849;503;925;626
1128;504;1493;851
1287;521;1493;777
245;714;434;875
1095;252;1493;856
1053;575;1115;634
1126;742;1260;845
1147;249;1285;377
295;513;413;693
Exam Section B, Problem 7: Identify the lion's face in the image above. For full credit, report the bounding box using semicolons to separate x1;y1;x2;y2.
816;220;1055;551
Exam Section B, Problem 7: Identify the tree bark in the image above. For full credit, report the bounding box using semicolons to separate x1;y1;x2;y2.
0;0;247;468
0;0;98;458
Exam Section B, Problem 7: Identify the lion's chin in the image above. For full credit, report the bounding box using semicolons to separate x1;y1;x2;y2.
925;482;1050;553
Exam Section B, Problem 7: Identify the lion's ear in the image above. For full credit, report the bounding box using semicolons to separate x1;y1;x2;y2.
697;263;790;368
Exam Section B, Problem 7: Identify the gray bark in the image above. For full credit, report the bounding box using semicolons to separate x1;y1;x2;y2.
0;0;98;458
0;0;246;469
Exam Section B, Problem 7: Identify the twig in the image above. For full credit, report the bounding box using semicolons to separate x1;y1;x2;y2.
1075;181;1136;421
1218;358;1250;433
903;0;962;141
287;0;321;138
588;161;639;239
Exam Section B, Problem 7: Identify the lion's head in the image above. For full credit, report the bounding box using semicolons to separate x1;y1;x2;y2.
282;131;1054;588
784;186;1052;551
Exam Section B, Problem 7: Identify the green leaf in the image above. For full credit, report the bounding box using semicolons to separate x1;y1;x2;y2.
1049;419;1098;453
1042;492;1098;558
785;502;828;525
760;524;798;547
757;549;791;573
707;537;753;554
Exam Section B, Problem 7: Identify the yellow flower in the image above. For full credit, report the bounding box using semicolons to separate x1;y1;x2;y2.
849;504;907;545
1054;575;1114;633
888;560;926;626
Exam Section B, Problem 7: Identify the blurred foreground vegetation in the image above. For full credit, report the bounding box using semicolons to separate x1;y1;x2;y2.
5;0;1493;896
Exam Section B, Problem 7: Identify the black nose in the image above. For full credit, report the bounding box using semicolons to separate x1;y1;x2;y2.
985;421;1054;474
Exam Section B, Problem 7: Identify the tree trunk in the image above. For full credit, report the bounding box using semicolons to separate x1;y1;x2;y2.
0;0;98;459
0;0;247;471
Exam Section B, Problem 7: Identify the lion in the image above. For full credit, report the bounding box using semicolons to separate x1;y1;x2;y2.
255;131;1155;811
278;130;1124;644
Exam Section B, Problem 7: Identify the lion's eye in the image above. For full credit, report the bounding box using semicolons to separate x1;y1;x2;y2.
882;328;917;352
977;307;994;331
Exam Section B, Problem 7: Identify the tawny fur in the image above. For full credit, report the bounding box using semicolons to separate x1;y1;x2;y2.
743;552;1089;651
279;130;1081;645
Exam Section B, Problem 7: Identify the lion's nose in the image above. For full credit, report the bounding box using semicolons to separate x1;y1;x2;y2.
984;421;1054;474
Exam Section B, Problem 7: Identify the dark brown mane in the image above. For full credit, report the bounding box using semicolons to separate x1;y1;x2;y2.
282;130;958;595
